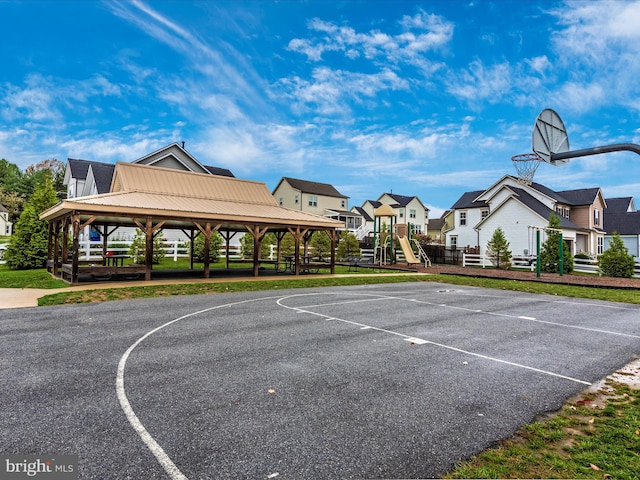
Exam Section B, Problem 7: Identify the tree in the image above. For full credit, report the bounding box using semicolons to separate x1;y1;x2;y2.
539;213;573;274
4;177;58;269
239;232;272;259
310;231;331;260
128;229;166;264
336;231;360;260
598;232;635;278
486;227;512;269
193;231;223;263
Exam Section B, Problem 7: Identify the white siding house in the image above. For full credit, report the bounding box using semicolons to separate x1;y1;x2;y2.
445;175;605;257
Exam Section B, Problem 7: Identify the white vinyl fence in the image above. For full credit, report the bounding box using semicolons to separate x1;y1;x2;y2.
462;253;640;278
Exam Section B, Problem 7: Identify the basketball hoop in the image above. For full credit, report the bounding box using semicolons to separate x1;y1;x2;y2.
512;153;542;185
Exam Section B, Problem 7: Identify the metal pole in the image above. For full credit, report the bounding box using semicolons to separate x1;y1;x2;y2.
551;143;640;163
536;229;541;278
559;233;564;276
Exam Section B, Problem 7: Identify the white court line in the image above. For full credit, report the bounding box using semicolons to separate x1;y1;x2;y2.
116;296;284;480
276;293;592;386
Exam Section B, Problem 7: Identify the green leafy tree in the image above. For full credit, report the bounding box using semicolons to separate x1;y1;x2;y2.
239;232;272;259
193;231;223;262
128;229;166;264
486;227;512;269
336;230;360;260
310;231;332;260
598;232;635;278
540;213;573;274
0;186;25;224
4;177;58;269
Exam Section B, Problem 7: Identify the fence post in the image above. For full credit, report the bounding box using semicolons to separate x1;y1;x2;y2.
462;252;467;267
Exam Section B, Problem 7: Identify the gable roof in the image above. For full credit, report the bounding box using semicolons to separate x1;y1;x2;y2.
88;163;116;194
605;197;636;213
378;192;429;211
66;158;108;181
555;187;602;206
507;186;579;229
351;206;373;222
276;177;348;199
42;163;341;231
0;203;8;213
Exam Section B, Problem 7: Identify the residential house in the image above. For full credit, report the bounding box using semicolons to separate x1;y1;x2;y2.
0;203;12;236
604;197;640;256
272;177;363;233
444;175;606;257
355;193;430;239
425;215;446;243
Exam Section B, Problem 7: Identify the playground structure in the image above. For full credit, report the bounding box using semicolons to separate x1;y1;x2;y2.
371;204;431;267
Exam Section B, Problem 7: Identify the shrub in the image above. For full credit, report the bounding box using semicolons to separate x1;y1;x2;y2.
598;232;635;278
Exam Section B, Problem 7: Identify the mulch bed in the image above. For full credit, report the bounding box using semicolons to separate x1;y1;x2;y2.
412;264;640;290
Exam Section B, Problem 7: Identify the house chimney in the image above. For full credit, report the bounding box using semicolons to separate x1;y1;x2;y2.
181;141;185;149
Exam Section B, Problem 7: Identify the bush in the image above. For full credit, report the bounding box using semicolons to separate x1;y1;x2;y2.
193;231;222;262
598;232;635;278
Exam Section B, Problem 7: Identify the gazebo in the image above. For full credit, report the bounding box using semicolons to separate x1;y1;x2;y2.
40;163;342;284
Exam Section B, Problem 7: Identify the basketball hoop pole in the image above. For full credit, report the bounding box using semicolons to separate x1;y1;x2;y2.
550;143;640;163
529;225;564;278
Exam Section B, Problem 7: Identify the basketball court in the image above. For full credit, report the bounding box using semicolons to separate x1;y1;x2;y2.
1;281;639;478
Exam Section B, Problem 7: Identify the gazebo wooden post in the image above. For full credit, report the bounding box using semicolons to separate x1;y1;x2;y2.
274;231;286;271
221;230;237;269
287;227;308;276
190;229;195;270
194;222;221;278
62;216;70;267
328;229;337;274
245;225;269;277
133;217;166;281
71;213;81;285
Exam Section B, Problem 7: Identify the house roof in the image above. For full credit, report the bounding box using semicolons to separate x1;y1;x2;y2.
604;212;640;235
605;197;636;213
67;158;108;181
555;187;602;206
204;165;235;177
89;163;116;194
507;186;580;229
351;206;373;222
427;218;445;230
451;190;487;209
276;177;348;199
42;163;341;231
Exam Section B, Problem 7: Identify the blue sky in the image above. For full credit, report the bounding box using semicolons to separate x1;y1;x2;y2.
2;0;640;216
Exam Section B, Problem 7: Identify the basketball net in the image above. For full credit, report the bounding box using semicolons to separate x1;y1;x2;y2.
511;153;542;185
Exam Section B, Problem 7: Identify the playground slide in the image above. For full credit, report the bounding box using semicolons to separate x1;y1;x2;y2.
398;236;420;264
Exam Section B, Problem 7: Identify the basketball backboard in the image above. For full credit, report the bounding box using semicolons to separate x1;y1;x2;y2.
532;108;570;165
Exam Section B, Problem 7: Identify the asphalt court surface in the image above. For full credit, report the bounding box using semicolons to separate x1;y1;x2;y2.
1;282;640;479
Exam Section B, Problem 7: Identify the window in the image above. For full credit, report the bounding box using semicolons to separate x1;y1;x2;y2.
481;209;489;219
308;195;318;207
278;197;283;206
450;236;458;250
594;209;600;226
295;194;299;204
460;211;467;226
409;209;416;219
399;209;404;219
341;200;346;208
597;236;604;255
